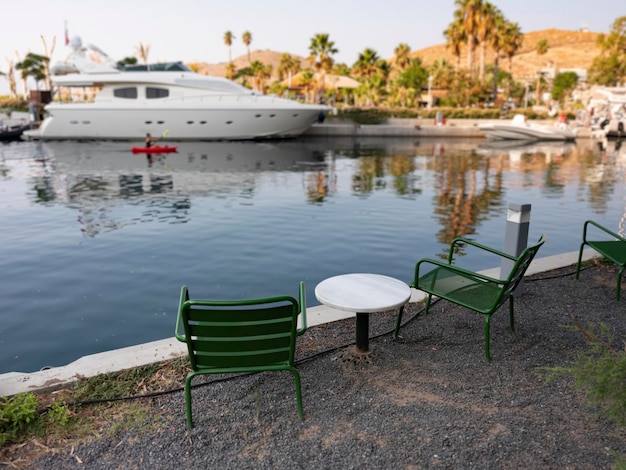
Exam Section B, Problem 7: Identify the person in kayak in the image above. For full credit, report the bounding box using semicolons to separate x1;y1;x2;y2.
145;133;158;148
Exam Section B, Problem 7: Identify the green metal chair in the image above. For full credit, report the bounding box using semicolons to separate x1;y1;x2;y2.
576;220;626;300
175;282;307;428
394;235;546;361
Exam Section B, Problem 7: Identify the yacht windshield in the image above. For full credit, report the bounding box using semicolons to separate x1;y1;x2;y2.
174;78;255;94
120;62;192;72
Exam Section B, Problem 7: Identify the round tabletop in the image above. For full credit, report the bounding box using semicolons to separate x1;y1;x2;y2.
315;273;411;313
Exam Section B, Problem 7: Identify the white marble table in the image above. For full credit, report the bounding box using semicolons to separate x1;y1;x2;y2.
315;273;411;353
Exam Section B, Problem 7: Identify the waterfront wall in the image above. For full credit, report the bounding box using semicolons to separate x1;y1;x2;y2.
305;118;592;139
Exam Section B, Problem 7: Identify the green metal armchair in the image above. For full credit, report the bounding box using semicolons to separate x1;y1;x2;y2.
394;235;546;361
576;220;626;300
175;282;307;428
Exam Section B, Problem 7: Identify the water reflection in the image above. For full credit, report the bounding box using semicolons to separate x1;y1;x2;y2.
1;137;625;243
19;141;328;237
432;151;505;255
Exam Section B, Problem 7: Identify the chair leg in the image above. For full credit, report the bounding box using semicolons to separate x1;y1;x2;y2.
484;314;492;362
393;294;431;339
575;244;586;280
424;294;432;315
290;368;304;420
185;374;195;428
509;296;515;332
393;305;405;339
617;267;624;301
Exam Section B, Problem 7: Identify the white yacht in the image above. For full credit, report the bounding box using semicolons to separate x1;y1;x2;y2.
478;114;577;141
25;37;330;141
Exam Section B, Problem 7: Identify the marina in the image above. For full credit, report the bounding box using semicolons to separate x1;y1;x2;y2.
0;136;625;374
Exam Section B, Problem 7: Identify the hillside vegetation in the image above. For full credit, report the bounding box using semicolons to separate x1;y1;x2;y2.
191;29;602;82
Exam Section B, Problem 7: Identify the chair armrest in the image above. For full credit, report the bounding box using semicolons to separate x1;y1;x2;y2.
449;237;518;263
583;220;626;243
175;285;189;342
297;281;307;336
414;258;507;288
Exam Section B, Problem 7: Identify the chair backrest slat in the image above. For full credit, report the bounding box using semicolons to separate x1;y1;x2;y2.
503;235;546;290
488;236;545;311
180;298;299;371
175;284;307;426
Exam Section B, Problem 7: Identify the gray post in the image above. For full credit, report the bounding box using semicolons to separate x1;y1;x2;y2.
501;203;531;296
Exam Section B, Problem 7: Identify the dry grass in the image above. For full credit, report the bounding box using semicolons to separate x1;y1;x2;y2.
0;357;191;468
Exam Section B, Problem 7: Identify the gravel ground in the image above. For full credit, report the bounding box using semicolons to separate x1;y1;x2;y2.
33;264;626;469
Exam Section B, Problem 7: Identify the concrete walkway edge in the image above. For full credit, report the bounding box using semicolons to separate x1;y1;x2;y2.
0;249;597;397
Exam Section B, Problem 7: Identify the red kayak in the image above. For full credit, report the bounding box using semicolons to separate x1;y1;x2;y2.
131;145;178;154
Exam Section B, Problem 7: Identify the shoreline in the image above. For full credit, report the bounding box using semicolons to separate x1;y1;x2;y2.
305;117;594;139
0;248;598;397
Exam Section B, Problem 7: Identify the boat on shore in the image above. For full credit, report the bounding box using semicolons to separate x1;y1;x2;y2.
24;37;330;142
587;87;626;139
478;114;577;141
0;123;30;142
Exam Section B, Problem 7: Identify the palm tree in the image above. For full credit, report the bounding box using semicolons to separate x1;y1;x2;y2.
535;38;549;105
331;62;351;76
351;48;385;80
135;42;150;66
14;52;27;97
242;31;252;63
15;53;49;92
250;60;272;92
298;69;315;102
39;35;55;90
502;21;523;75
393;43;411;71
4;59;17;97
308;33;338;96
224;31;235;63
475;2;499;82
355;75;386;107
430;58;455;90
225;62;237;80
444;16;466;71
453;0;483;75
588;16;626;86
277;53;301;87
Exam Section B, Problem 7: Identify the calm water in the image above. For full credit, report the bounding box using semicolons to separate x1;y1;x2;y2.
1;136;625;373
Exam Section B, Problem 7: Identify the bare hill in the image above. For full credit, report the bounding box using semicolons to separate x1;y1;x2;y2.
189;29;601;81
190;50;308;79
413;29;601;80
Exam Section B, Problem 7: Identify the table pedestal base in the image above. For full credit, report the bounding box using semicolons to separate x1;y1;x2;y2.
355;311;370;353
335;345;374;366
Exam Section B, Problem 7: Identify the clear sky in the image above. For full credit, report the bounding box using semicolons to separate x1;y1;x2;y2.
1;0;623;95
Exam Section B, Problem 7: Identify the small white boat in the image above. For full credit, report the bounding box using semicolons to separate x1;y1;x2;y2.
24;36;330;142
478;114;577;141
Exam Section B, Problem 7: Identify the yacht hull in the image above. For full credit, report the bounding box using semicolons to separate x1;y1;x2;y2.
25;103;327;141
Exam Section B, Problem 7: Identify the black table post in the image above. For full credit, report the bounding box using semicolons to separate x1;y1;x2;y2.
355;312;369;353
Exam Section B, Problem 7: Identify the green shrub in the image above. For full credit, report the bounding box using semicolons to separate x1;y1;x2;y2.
333;106;550;124
0;392;74;445
546;319;626;427
0;393;39;445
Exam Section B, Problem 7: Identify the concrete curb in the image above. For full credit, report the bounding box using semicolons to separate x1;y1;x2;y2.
0;249;598;397
305;119;593;139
